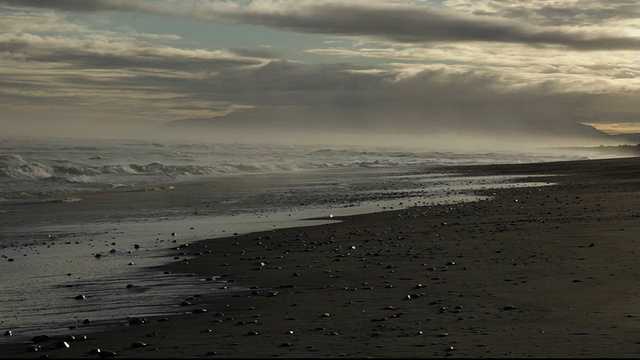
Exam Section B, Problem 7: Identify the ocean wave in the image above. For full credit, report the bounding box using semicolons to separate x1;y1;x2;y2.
47;175;93;184
0;155;54;180
308;148;443;160
52;164;134;176
129;162;217;175
57;146;105;151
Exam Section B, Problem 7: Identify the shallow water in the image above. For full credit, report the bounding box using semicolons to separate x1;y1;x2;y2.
0;171;556;343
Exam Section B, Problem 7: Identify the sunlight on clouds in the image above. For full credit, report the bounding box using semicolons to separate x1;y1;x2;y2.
585;123;640;135
0;11;87;33
0;0;637;141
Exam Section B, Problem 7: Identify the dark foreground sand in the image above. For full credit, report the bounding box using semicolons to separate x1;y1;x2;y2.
2;157;639;358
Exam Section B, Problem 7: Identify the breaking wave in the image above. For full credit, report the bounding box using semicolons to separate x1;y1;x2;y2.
0;137;600;202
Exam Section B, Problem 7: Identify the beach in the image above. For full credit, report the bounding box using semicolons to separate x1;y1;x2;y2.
1;156;639;358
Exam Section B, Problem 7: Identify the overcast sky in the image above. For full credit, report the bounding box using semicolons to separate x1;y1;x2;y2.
0;0;638;143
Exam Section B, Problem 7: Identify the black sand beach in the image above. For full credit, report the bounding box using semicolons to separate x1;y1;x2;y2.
1;156;639;358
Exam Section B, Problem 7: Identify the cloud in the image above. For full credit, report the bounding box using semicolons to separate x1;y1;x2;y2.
1;0;638;50
0;10;86;33
154;61;639;137
0;1;636;142
444;0;640;27
1;20;636;133
0;33;268;72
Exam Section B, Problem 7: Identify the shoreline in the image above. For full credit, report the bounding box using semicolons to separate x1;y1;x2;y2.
1;156;639;358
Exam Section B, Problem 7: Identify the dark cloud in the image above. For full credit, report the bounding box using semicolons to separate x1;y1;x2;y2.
0;0;158;13
151;60;638;138
482;1;640;27
1;0;638;50
225;3;639;51
2;43;636;139
0;1;636;141
0;35;265;72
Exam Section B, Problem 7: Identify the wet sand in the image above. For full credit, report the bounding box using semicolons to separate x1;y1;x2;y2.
1;156;639;358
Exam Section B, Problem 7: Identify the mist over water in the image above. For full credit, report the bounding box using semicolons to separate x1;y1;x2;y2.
0;134;608;203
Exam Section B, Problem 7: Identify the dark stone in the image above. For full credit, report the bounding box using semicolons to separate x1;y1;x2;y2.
3;330;11;336
131;342;147;348
74;295;86;300
31;335;50;343
83;319;92;324
129;317;147;325
55;341;70;348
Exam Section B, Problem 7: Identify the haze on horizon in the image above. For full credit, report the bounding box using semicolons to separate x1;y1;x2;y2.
0;0;638;149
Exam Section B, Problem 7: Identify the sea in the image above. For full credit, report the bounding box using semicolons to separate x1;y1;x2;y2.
0;135;610;343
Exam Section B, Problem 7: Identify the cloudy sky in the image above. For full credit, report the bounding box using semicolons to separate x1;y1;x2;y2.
0;0;638;143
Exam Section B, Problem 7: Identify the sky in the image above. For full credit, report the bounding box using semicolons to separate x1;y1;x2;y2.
0;0;638;145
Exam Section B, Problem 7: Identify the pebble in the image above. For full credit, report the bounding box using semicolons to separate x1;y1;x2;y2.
75;294;86;300
56;341;70;348
3;330;11;336
132;342;148;348
27;345;42;352
502;305;518;311
129;317;147;325
31;335;50;343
